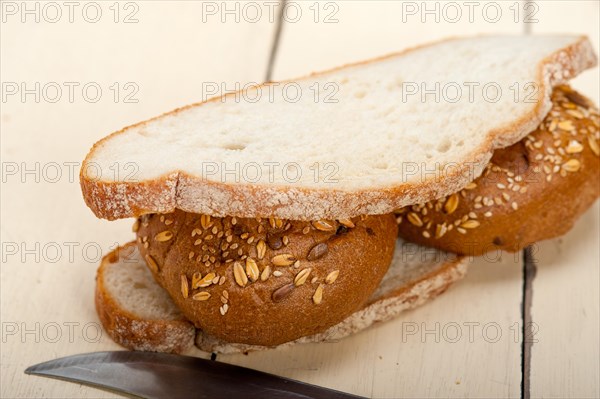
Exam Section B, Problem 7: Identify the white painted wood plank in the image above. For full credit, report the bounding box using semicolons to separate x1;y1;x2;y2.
220;253;524;398
531;1;599;104
272;0;527;80
220;2;525;397
527;2;600;398
528;204;600;399
0;1;276;397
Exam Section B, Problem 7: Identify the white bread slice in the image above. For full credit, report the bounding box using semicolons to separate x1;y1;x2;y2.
95;242;195;353
96;241;468;354
81;35;597;221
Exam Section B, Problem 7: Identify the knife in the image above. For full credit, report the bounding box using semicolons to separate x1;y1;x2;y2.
25;351;365;399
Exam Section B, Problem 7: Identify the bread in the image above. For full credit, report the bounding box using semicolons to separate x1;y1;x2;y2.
196;240;468;354
96;241;468;354
80;35;597;221
95;242;195;353
396;86;600;255
134;211;398;346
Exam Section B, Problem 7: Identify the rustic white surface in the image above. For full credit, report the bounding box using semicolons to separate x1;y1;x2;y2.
0;2;274;398
529;3;600;398
1;1;598;398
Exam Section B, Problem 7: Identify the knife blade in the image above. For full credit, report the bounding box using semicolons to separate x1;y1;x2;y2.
25;351;365;399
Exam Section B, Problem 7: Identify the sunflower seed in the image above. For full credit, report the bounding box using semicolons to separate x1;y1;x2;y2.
307;243;328;261
272;254;296;266
154;231;173;242
266;234;283;250
193;291;211;301
325;270;339;284
273;270;283;277
232;262;248;287
260;265;271;281
272;283;294;302
132;219;140;233
245;258;259;282
313;284;324;305
145;254;159;273
294;268;312;286
180;275;189;298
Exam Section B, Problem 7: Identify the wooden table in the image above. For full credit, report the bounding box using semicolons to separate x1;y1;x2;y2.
1;1;598;397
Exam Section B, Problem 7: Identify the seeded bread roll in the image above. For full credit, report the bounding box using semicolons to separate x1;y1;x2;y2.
135;211;397;346
396;86;599;256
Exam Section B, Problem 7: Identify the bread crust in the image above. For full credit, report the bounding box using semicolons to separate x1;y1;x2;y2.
80;35;597;221
397;86;600;256
135;211;398;346
195;245;469;354
95;242;195;353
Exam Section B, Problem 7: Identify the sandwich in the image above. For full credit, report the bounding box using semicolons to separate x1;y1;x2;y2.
81;35;599;354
